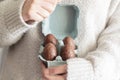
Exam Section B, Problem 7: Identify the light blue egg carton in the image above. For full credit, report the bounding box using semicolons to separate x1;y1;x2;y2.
38;3;80;68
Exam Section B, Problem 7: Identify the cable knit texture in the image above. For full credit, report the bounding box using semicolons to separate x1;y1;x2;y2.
0;0;120;80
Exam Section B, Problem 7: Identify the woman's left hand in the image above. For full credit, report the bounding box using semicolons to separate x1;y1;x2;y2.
40;61;67;80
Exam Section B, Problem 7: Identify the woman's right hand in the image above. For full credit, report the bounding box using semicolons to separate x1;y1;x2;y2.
22;0;61;23
40;61;67;80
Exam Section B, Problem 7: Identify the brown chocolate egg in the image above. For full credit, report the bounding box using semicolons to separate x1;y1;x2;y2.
42;43;57;61
63;36;75;49
44;34;58;46
60;45;76;61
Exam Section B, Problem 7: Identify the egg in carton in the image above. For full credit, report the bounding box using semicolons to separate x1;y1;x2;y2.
38;2;80;68
38;35;78;68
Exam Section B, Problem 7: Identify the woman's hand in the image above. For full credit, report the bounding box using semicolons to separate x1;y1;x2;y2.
40;61;67;80
22;0;61;23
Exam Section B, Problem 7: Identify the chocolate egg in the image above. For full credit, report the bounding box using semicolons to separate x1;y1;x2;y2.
44;34;58;46
63;36;75;49
60;45;76;61
42;43;57;61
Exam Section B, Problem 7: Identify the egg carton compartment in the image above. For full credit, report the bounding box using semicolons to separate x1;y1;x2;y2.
42;4;79;39
38;55;66;68
38;44;78;68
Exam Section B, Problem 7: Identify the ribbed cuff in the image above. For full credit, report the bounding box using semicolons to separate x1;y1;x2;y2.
67;58;94;80
3;0;37;37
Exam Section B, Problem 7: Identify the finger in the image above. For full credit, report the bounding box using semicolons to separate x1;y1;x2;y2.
40;2;55;13
44;74;67;80
33;2;55;13
33;0;55;5
51;75;66;80
44;0;58;11
29;11;44;22
40;61;49;75
41;6;55;14
49;64;67;75
45;0;57;5
37;7;50;18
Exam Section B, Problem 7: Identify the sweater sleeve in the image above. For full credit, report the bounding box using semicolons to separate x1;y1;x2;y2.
67;2;120;80
0;0;37;47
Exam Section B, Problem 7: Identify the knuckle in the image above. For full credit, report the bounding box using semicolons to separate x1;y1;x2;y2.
27;10;34;19
28;10;32;16
24;8;33;19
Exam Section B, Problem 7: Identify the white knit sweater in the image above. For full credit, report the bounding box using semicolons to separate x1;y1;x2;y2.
0;0;120;80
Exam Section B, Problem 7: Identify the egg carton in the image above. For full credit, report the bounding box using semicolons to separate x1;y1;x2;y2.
38;3;80;68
